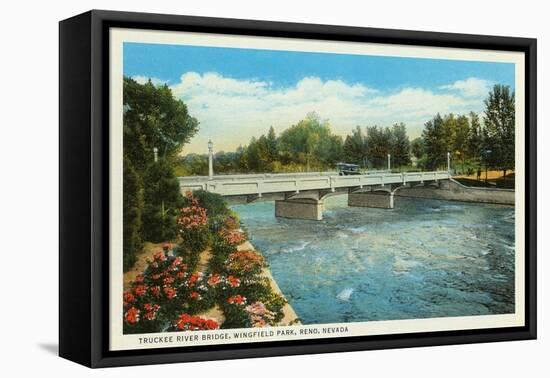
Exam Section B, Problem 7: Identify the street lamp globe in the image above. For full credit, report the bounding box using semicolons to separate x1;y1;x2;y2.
208;140;213;151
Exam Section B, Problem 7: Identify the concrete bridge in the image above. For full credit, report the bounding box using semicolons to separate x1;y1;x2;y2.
179;170;451;220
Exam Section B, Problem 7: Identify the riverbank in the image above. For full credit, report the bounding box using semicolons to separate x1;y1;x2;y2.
238;241;301;326
396;178;514;205
193;239;301;326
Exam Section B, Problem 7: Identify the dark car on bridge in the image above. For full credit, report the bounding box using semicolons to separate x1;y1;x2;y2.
336;163;361;176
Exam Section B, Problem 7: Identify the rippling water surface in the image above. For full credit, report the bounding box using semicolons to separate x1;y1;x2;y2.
232;196;515;324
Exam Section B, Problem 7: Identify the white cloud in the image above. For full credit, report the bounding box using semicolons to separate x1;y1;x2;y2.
132;75;168;86
439;77;492;98
169;72;486;154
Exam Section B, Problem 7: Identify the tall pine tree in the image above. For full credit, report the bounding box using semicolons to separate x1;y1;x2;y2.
483;84;515;178
343;126;367;165
422;113;447;170
390;123;411;168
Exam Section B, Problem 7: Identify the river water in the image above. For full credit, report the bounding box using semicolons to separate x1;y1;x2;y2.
232;196;515;324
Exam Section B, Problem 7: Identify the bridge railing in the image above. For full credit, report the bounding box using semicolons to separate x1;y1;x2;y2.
177;169;392;183
178;171;337;183
179;171;450;196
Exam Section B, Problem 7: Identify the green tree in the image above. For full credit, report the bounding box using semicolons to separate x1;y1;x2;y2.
442;114;457;155
123;77;199;269
266;126;278;162
343;126;367;165
390;123;411;168
278;112;342;171
467;112;483;164
123;155;144;272
422;113;448;170
123;77;199;171
365;126;392;169
454;115;470;172
246;137;262;172
410;137;425;169
411;137;425;160
235;145;249;172
142;159;184;243
483;84;515;178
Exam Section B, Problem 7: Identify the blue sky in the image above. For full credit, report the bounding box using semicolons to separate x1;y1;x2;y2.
124;42;515;154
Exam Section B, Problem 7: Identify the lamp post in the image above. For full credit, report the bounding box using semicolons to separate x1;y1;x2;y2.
484;149;492;184
153;147;158;163
447;151;450;174
208;140;214;180
387;154;391;171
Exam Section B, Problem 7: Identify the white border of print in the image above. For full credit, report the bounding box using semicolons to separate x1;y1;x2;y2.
109;27;525;351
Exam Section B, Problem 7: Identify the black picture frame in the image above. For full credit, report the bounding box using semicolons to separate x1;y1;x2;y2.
59;9;537;368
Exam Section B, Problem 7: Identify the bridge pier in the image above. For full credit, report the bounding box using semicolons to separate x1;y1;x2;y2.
275;199;323;221
348;191;394;209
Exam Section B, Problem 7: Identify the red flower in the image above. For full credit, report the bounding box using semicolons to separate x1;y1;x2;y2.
163;286;177;299
177;194;208;232
125;307;140;324
150;286;161;298
153;250;167;262
207;273;221;286
144;311;156;320
134;275;145;283
175;313;219;331
134;284;147;297
187;272;200;287
163;276;175;286
123;291;136;307
204;319;219;329
227;295;246;305
143;303;159;312
162;243;171;251
221;229;245;245
227;275;241;288
190;291;200;299
171;256;183;268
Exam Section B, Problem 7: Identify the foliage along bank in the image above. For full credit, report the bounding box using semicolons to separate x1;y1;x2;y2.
123;77;199;271
123;191;288;334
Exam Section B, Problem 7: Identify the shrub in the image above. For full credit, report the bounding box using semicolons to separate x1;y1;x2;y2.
190;190;231;219
169;313;219;331
207;235;237;274
142;160;184;242
142;204;178;243
173;243;200;273
221;295;249;328
219;229;246;246
262;292;287;323
245;301;276;327
123;250;214;334
226;250;266;277
177;192;209;254
123;155;144;272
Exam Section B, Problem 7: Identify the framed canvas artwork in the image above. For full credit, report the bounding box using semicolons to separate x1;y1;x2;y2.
59;10;536;368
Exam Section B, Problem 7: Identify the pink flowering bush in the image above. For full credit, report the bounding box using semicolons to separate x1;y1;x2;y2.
245;301;276;327
177;191;209;254
220;229;246;246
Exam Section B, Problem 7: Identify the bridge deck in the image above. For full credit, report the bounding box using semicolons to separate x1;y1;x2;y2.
179;171;450;197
